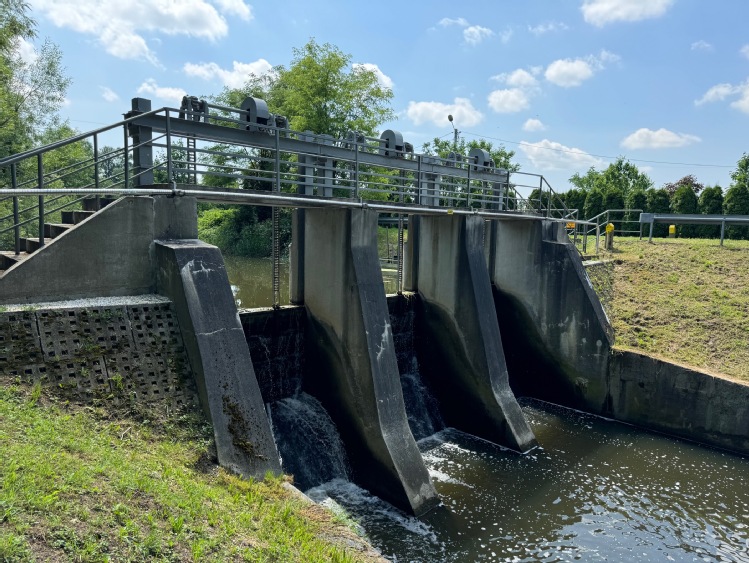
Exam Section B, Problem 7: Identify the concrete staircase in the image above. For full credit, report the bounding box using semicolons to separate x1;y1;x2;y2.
0;197;118;274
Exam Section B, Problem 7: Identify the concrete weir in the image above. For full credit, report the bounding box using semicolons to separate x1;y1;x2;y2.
155;240;281;478
406;215;537;452
299;208;439;516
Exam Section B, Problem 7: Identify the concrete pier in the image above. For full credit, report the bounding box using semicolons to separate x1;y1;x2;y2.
408;215;537;452
299;208;439;516
155;240;281;479
490;220;613;410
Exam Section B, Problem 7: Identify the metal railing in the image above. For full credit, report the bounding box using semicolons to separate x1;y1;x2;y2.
0;95;594;302
575;209;644;254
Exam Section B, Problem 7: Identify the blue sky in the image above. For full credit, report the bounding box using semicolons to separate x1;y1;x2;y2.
19;0;749;192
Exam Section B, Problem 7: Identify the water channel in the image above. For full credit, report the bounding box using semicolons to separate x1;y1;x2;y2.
225;256;749;562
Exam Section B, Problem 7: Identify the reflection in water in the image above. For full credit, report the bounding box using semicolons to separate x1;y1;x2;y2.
309;399;749;562
224;255;399;309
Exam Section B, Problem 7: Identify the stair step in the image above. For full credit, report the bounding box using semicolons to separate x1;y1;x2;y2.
44;223;71;238
0;252;22;270
21;237;54;253
61;210;95;225
82;196;117;212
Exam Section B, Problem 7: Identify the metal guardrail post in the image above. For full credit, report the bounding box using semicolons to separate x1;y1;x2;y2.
165;109;173;184
11;163;19;255
37;154;45;247
93;133;100;210
123;125;130;189
720;221;726;246
595;221;600;254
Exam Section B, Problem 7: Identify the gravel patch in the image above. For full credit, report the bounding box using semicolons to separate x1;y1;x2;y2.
1;294;170;312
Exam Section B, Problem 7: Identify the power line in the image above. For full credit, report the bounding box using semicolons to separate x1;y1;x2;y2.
461;130;735;169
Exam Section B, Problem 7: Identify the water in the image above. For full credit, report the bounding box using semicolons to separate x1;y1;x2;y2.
307;399;749;562
400;358;445;442
224;255;398;309
268;392;350;491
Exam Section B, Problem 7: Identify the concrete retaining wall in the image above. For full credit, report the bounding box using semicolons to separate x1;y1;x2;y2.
0;196;197;305
0;299;197;410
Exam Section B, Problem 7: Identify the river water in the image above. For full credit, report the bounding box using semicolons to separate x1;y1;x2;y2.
227;255;749;562
308;399;749;562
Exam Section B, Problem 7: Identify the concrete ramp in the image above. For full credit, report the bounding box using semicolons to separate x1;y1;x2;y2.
300;208;439;516
408;215;537;453
155;240;281;479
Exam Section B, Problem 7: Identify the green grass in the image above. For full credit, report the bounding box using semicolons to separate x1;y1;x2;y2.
0;381;383;563
600;237;749;382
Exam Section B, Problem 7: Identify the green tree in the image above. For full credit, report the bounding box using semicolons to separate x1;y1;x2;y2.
698;185;723;238
0;0;70;158
216;39;394;139
569;158;652;201
583;188;605;220
723;154;749;239
562;188;587;219
646;188;671;237
670;184;698;237
625;189;648;233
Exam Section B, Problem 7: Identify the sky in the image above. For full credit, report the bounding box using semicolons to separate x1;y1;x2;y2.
18;0;749;193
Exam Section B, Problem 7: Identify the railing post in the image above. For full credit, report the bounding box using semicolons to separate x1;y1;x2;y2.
123;124;130;189
93;133;101;210
11;163;20;255
595;221;600;254
165;109;173;184
37;154;45;247
128;98;154;186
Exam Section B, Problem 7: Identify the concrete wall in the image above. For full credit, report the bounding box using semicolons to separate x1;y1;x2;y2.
491;218;749;455
410;215;536;452
300;207;439;516
0;300;197;410
0;196;197;305
155;240;281;479
491;219;613;411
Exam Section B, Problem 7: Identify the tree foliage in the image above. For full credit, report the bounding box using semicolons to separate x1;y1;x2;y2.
0;0;71;157
421;136;519;173
215;39;395;139
663;174;704;196
569;157;652;202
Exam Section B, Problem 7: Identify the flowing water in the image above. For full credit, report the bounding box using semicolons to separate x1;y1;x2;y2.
303;398;749;562
228;256;749;561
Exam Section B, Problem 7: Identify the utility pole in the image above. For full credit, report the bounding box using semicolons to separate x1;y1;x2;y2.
448;114;459;151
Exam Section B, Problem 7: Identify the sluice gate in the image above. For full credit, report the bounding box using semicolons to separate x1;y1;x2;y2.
1;96;748;517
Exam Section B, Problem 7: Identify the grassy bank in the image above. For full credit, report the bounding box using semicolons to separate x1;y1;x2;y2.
0;381;383;563
602;237;749;382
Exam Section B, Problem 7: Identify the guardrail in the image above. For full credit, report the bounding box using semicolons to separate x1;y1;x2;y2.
640;213;749;246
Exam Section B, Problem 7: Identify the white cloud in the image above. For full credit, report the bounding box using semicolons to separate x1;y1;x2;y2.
528;21;569;35
620;128;701;150
545;50;619;87
100;86;119;102
497;27;513;44
439;17;469;27
487;89;530;113
523;118;546;132
213;0;253;21
581;0;675;27
436;17;494;45
464;25;493;45
492;69;538;88
694;80;749;113
352;63;394;90
184;59;272;89
741;45;749;60
519;139;603;170
30;0;252;65
14;37;37;64
137;79;187;104
545;59;594;87
691;40;713;52
406;97;483;127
